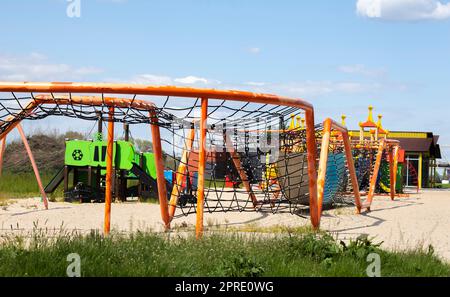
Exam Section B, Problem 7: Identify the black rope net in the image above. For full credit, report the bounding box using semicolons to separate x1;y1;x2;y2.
0;91;372;216
170;102;312;216
314;128;352;207
345;141;393;199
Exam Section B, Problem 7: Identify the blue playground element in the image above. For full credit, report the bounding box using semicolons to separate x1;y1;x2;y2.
323;152;346;205
192;172;198;191
164;170;174;184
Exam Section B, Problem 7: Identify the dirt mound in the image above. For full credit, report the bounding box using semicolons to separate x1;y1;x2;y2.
3;131;84;174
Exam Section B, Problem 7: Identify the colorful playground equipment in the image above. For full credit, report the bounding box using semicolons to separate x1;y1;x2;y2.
0;82;401;238
44;115;162;203
348;106;403;202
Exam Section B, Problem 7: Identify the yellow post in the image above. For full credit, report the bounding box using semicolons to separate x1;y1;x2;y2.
418;153;423;190
376;114;382;128
367;105;374;123
296;116;301;129
341;115;346;126
359;123;364;143
289;114;295;130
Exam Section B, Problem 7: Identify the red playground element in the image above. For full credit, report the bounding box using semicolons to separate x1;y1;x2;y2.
225;175;242;188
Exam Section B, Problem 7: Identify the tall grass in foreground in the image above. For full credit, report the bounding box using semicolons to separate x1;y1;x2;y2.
0;232;449;277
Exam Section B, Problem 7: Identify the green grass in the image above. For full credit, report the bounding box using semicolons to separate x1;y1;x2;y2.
0;172;63;200
0;231;448;277
436;183;450;189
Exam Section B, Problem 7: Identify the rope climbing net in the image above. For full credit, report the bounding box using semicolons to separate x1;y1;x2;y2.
0;91;313;212
0;82;324;237
0;82;399;237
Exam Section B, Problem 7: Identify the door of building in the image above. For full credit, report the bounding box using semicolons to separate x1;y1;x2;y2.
405;155;419;187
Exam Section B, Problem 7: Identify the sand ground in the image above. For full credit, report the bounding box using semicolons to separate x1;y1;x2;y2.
1;189;449;262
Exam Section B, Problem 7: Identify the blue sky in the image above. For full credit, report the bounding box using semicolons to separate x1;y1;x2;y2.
0;0;449;160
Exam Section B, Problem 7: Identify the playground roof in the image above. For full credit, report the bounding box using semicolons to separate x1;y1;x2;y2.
389;135;441;158
393;138;433;152
348;130;441;158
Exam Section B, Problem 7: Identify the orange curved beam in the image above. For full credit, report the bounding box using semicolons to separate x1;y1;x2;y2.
33;94;157;110
16;124;49;210
0;82;314;112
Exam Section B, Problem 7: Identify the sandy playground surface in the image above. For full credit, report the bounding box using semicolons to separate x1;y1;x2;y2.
1;189;450;262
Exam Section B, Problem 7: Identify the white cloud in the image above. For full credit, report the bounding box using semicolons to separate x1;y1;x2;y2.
174;76;209;85
130;74;220;86
239;80;385;98
248;47;261;54
130;74;376;97
356;0;450;21
130;74;173;85
338;64;386;77
244;81;267;87
0;52;103;81
126;76;402;98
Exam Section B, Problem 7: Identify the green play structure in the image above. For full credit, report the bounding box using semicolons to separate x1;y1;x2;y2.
44;119;164;203
378;161;404;194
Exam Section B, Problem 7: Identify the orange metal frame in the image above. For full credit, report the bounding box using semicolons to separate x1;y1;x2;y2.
0;125;49;209
0;137;6;177
0;82;319;237
317;119;361;220
104;107;114;234
352;139;400;211
149;108;171;230
317;119;401;217
364;139;400;209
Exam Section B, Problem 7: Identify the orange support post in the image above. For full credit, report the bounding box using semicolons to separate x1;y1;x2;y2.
317;118;332;216
150;110;170;230
0;136;6;177
389;147;396;200
16;124;48;210
195;98;208;239
104;107;114;234
305;109;319;229
366;139;385;209
393;145;399;195
342;131;362;213
169;126;196;220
